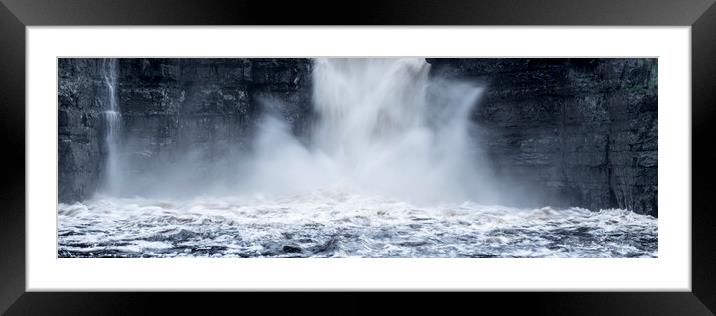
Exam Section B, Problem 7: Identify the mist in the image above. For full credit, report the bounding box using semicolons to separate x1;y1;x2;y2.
104;58;505;206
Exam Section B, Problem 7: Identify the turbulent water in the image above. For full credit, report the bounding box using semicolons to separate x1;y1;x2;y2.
58;192;657;258
59;58;658;258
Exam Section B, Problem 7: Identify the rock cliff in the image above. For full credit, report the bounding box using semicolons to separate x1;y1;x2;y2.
58;58;657;216
427;58;657;215
58;59;105;201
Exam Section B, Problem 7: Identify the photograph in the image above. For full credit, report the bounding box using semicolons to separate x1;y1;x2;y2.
57;57;658;258
3;0;712;312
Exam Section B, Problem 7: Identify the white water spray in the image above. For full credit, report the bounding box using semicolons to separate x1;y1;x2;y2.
243;58;495;204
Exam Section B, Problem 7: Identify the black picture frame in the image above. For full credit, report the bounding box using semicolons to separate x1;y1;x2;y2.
1;0;714;314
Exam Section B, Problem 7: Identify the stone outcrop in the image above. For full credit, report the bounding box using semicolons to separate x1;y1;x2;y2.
58;59;106;202
427;58;657;216
58;58;657;216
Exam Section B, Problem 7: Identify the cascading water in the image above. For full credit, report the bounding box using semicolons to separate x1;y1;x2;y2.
243;58;497;204
310;58;482;202
58;58;658;258
101;58;121;194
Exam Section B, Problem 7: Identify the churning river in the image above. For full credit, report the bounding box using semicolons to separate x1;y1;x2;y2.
58;192;657;258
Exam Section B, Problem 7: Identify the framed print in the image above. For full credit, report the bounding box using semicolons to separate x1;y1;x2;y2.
1;0;715;314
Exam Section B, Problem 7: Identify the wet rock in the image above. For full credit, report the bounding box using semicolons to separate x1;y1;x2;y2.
58;59;106;202
428;58;657;216
58;58;312;202
282;245;303;253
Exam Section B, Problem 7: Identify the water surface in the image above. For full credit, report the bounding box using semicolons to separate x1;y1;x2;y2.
58;192;657;258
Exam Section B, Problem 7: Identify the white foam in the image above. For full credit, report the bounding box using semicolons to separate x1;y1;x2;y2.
59;193;657;258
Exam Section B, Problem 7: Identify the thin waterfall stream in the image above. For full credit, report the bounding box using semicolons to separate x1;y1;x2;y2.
102;58;121;194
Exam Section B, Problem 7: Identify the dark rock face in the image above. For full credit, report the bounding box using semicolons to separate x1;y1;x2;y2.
115;58;312;195
58;59;106;202
59;58;312;200
58;58;657;216
427;58;657;216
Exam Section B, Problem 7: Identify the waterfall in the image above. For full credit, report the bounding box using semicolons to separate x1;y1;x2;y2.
102;58;121;193
97;58;496;204
245;58;492;203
